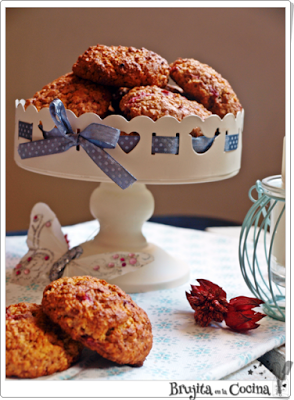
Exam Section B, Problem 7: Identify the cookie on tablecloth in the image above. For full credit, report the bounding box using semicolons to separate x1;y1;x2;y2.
72;44;170;88
119;85;212;137
6;303;83;378
170;58;242;118
25;72;112;118
42;276;153;367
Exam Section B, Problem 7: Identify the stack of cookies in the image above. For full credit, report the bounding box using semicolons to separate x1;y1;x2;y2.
6;276;153;378
25;44;242;137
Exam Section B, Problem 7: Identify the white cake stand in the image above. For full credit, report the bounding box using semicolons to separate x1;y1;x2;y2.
14;101;244;292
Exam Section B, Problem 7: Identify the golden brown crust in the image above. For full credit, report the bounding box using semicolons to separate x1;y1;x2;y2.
42;276;153;367
119;85;212;136
170;58;242;118
6;303;83;378
72;44;170;88
25;72;112;118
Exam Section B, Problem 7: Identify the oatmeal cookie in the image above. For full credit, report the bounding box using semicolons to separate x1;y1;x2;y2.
6;303;83;378
42;276;153;367
25;72;112;118
119;85;212;136
170;58;242;118
72;44;170;88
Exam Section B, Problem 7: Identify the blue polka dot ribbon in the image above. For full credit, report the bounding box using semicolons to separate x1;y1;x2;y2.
18;99;137;190
192;134;239;153
19;121;33;140
118;135;140;153
192;136;215;153
224;133;239;152
152;135;179;154
149;134;239;155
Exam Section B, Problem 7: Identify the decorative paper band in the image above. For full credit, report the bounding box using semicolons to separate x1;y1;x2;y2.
17;100;137;190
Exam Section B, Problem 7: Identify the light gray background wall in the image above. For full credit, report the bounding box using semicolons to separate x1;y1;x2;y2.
6;7;285;231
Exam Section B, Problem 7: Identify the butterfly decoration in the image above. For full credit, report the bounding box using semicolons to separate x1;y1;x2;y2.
10;202;154;287
10;202;69;286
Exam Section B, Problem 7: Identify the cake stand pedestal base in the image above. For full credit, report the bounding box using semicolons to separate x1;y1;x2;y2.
110;243;190;293
63;182;190;293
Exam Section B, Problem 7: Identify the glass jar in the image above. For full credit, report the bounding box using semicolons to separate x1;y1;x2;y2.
239;175;285;321
261;175;285;287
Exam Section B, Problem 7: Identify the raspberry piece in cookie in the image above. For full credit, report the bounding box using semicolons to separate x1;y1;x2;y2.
25;72;112;118
72;44;170;88
6;303;83;378
119;85;212;137
42;276;153;367
170;58;242;118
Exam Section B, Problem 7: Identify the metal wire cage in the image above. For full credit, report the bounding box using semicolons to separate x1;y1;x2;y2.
239;175;285;321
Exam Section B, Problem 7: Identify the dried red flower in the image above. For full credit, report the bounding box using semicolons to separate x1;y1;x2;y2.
225;296;266;332
186;279;228;327
186;280;266;332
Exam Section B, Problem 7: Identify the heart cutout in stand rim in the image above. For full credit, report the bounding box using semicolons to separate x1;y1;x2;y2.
118;133;140;153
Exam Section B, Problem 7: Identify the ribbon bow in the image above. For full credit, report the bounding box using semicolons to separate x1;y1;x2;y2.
18;99;137;189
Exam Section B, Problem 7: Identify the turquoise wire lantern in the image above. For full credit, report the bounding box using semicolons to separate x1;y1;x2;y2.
239;175;285;321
